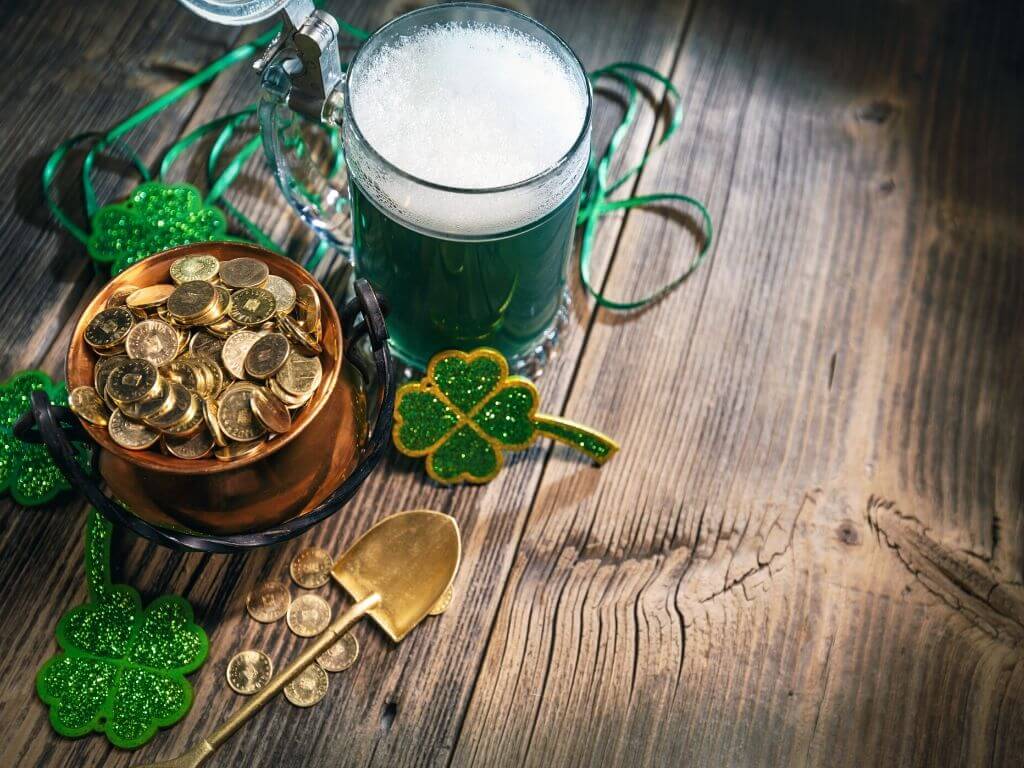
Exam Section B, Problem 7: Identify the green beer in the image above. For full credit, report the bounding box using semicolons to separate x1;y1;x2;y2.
342;3;592;371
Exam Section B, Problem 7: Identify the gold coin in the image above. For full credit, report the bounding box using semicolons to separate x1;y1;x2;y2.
119;377;173;421
167;280;217;321
221;330;261;379
193;356;224;397
264;274;297;315
218;386;266;442
94;342;127;358
202;397;228;447
317;633;359;673
287;593;331;637
162;395;204;437
250;388;292;433
244;333;290;380
162;359;202;392
126;319;180;367
214;440;264;462
246;579;291;622
108;409;160;450
143;382;194;430
289;547;333;589
84;307;134;349
105;285;140;308
428;584;453;616
226;649;273;695
275;352;322;396
68;386;109;427
268;378;312;409
207;315;240;339
228;287;276;326
189;331;224;360
295;284;322;336
105;359;160;404
278;313;322;355
220;257;269;289
163;428;214;460
170;254;219;284
283;663;328;708
126;284;175;309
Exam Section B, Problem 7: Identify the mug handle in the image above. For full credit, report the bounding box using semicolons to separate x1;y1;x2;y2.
13;279;396;553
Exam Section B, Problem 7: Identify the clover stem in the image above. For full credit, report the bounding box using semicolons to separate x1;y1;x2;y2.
532;414;619;465
84;509;114;603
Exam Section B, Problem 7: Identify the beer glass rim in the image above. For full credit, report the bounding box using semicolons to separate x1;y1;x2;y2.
343;1;593;197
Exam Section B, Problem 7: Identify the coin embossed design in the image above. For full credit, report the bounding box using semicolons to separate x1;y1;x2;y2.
220;330;262;380
167;280;217;321
170;254;219;284
317;633;359;673
276;352;322;396
226;650;274;695
84;307;135;349
228;287;276;327
244;333;290;379
69;386;110;427
250;388;292;433
246;580;291;623
264;274;297;315
218;386;266;442
189;330;224;360
108;409;160;450
220;257;270;289
126;319;180;367
287;593;331;637
290;548;333;589
283;663;328;707
126;284;175;309
106;359;160;404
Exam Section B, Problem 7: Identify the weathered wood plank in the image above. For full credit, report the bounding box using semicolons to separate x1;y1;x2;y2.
0;0;695;766
453;0;1024;766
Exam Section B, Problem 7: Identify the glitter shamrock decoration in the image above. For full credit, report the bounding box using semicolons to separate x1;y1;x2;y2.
0;370;90;506
87;182;227;275
37;510;209;750
393;348;619;484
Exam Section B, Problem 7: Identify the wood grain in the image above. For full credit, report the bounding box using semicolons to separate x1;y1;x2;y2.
0;0;1022;766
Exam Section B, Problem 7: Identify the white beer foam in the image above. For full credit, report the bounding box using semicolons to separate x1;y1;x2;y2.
346;21;590;235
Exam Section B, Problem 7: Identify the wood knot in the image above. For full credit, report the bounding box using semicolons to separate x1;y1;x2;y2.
836;520;861;546
857;100;895;124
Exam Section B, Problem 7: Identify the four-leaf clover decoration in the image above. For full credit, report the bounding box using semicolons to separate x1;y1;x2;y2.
87;182;228;275
0;370;91;506
393;348;618;484
36;510;209;749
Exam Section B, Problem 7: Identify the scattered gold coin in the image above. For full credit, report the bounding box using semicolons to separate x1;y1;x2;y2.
108;409;160;450
226;650;274;695
126;283;175;309
317;632;359;672
228;287;276;327
84;307;134;350
428;584;453;616
126;319;180;367
220;330;261;380
244;332;290;380
105;285;140;308
283;663;329;707
163;428;214;460
287;593;332;637
264;274;297;315
290;547;333;589
217;385;266;442
250;388;292;433
246;579;291;623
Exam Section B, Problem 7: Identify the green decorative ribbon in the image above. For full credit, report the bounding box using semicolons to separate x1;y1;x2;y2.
42;17;711;311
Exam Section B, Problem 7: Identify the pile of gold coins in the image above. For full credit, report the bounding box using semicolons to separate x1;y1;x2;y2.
69;254;325;462
227;546;453;707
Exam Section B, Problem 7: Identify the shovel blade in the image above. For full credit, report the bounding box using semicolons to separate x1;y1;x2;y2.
332;510;461;641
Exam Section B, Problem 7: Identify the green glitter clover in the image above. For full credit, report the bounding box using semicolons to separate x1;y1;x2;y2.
393;348;619;484
37;510;209;750
0;370;91;506
87;182;228;275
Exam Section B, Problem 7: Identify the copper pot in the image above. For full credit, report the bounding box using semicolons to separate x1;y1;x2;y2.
19;242;395;552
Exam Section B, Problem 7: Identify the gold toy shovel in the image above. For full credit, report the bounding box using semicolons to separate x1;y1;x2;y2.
138;510;461;768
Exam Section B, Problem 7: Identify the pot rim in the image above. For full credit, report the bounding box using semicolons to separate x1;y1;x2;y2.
66;242;343;476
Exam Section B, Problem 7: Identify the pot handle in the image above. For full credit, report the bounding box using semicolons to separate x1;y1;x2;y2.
12;279;396;553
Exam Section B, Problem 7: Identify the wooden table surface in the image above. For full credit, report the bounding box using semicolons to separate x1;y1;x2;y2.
2;0;1022;766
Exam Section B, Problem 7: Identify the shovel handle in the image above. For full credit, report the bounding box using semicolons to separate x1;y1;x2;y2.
206;593;380;749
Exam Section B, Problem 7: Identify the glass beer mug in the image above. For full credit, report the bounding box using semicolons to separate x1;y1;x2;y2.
179;1;592;373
